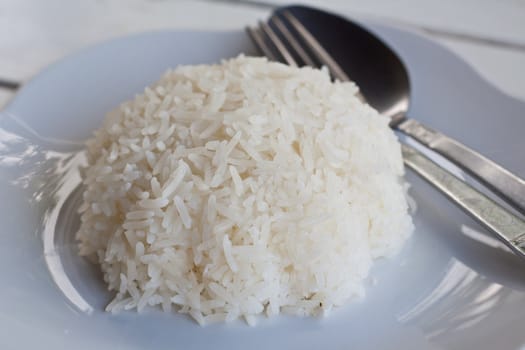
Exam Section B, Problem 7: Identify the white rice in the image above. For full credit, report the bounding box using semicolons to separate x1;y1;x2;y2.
76;55;413;325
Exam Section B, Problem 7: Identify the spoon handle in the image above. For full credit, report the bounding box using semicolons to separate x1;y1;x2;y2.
396;118;525;215
401;143;525;258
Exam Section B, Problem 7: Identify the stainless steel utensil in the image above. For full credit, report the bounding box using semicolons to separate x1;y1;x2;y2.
247;7;525;259
249;5;525;216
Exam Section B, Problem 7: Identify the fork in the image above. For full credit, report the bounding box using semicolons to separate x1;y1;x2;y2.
246;12;525;258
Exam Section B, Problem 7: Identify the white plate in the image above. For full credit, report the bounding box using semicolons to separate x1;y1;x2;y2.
1;25;525;350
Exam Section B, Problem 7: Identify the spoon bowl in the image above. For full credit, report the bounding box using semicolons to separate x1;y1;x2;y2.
276;6;411;118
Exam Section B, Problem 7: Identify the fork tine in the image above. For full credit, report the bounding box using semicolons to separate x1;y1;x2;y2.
268;16;316;68
246;26;279;62
258;21;298;66
281;11;350;82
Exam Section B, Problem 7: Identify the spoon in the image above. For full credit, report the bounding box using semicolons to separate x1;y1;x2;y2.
273;5;525;215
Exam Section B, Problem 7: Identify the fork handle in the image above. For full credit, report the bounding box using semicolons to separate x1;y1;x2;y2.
401;143;525;258
396;118;525;215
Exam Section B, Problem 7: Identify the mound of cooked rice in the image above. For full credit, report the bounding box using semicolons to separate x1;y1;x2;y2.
76;55;413;325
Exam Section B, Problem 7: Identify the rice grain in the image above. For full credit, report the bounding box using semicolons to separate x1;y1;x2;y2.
76;55;413;325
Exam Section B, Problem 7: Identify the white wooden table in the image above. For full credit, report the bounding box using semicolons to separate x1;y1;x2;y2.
1;0;524;108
